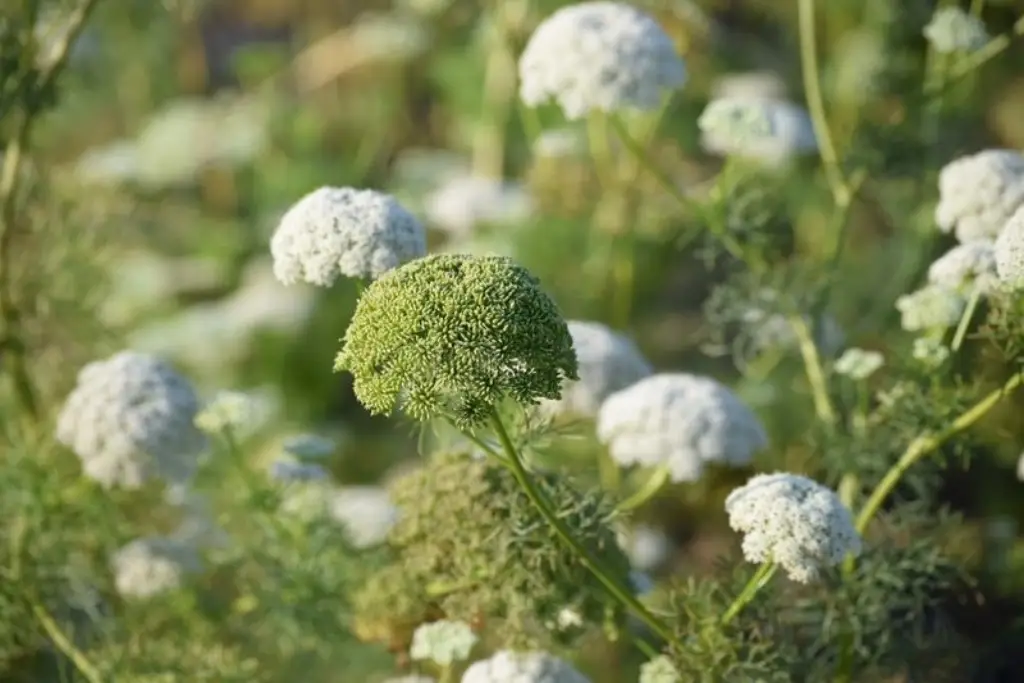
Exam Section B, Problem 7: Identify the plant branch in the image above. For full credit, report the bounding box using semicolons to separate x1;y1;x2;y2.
720;561;777;625
789;315;836;424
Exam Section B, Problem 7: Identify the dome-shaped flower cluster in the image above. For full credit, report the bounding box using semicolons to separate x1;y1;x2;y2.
335;254;578;428
597;373;767;483
725;472;861;583
895;284;966;333
518;1;686;120
698;96;817;164
995;205;1024;290
111;536;201;599
425;175;534;237
540;320;652;419
270;186;426;286
934;149;1024;243
923;6;989;54
56;351;206;489
927;240;998;293
461;650;591;683
409;619;479;666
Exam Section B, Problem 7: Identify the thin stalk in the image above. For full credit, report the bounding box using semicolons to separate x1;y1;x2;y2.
720;562;777;625
926;15;1024;96
797;0;849;205
488;408;681;649
471;3;515;178
616;465;670;513
438;666;454;683
950;286;982;352
855;371;1023;533
970;0;986;17
789;315;837;424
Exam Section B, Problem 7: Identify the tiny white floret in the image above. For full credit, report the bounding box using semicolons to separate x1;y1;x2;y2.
461;650;591;683
834;348;884;381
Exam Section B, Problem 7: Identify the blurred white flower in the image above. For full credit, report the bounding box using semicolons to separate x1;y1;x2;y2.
725;472;861;583
348;12;431;63
409;619;479;666
597;373;767;483
711;71;787;101
830;30;888;105
995;205;1024;290
895;285;966;333
928;241;998;294
112;537;201;599
194;390;269;437
834;348;884;381
740;306;845;358
540;320;652;419
699;97;817;165
461;650;591;683
328;485;399;548
278;481;334;522
617;524;672;572
268;458;330;483
281;433;337;461
57;351;206;489
270;186;426;285
935;149;1024;243
555;607;584;631
518;1;686;120
639;655;681;683
425;175;534;237
924;7;989;54
532;127;589;159
225;258;318;332
912;337;951;367
74;139;141;186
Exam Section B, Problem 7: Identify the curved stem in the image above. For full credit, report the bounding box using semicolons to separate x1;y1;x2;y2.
950;286;982;352
616;465;670;513
487;408;681;648
720;562;777;625
789;315;836;424
855;371;1023;533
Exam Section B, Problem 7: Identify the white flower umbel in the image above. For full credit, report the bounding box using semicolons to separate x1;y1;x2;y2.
410;619;479;667
923;7;989;54
912;337;951;368
425;175;534;237
112;537;200;599
995;205;1024;290
518;2;686;120
928;241;998;294
328;485;399;549
935;149;1024;243
270;186;427;286
698;96;817;164
834;348;884;381
617;524;672;572
541;320;652;419
639;655;681;683
461;650;591;683
725;472;861;583
597;373;768;483
57;351;206;490
895;284;966;333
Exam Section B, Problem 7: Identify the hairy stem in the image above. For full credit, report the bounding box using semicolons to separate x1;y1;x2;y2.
720;561;777;625
855;371;1023;533
488;408;681;648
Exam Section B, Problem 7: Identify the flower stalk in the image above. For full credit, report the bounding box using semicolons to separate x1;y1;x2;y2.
720;561;777;625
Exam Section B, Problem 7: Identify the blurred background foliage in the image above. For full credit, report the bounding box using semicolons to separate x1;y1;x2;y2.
5;0;1024;680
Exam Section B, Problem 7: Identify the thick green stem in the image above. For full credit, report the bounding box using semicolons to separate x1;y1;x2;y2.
487;408;681;648
720;562;777;625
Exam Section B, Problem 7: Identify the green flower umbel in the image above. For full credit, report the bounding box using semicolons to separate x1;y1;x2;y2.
335;254;578;427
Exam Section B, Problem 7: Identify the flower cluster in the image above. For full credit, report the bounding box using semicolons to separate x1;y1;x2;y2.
409;619;479;666
923;6;989;54
425;175;534;237
698;96;817;164
934;149;1024;243
927;241;998;294
995;205;1024;290
834;348;884;381
461;650;591;683
112;536;201;599
895;284;966;334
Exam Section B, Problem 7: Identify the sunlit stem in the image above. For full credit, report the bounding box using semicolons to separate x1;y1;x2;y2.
616;464;670;513
471;2;516;178
597;447;622;493
720;561;777;625
789;315;837;424
488;407;682;649
950;286;982;352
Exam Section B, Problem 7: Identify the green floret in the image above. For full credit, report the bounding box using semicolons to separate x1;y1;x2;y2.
335;253;578;427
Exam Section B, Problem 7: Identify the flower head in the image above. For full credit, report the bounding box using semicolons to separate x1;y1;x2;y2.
725;472;861;583
518;2;686;120
928;240;998;293
328;485;399;549
335;254;578;427
541;320;652;419
698;97;817;164
935;149;1024;243
995;205;1024;290
56;351;206;489
639;655;681;683
270;186;426;286
461;650;591;683
112;537;201;599
410;619;479;666
597;373;768;483
834;348;884;381
912;337;951;367
924;7;989;54
425;175;534;237
895;285;966;333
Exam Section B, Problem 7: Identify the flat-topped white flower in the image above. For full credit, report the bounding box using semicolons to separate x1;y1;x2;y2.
698;96;817;164
895;284;966;333
928;240;998;293
270;186;426;285
57;351;206;489
518;2;686;120
924;6;989;54
328;485;399;548
112;537;201;599
995;205;1024;290
425;175;534;237
725;472;861;583
834;348;884;381
410;619;478;666
541;320;652;419
935;149;1024;243
461;650;591;683
597;373;767;483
